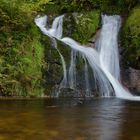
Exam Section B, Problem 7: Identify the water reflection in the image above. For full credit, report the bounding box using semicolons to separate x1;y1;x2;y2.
120;101;140;140
0;98;140;140
94;99;124;140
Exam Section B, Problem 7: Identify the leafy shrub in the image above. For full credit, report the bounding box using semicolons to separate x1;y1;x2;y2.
72;11;100;44
45;0;139;14
0;0;51;96
122;6;140;69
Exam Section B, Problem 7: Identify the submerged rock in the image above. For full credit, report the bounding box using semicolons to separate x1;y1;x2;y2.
58;88;97;98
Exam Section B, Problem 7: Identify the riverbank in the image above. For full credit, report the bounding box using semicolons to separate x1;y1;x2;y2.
0;0;139;97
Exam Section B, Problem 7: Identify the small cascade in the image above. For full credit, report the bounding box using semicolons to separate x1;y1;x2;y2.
35;15;64;40
56;48;67;88
83;56;91;97
68;50;77;89
51;15;64;39
35;15;68;90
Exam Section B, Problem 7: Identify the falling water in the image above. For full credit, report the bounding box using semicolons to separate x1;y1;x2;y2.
62;16;140;100
96;15;136;99
68;50;77;89
51;15;64;39
97;15;121;80
35;15;64;40
35;15;68;89
56;48;67;88
35;14;140;100
83;56;91;96
61;37;113;96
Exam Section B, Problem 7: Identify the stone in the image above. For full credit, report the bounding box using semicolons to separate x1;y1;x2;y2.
121;67;140;95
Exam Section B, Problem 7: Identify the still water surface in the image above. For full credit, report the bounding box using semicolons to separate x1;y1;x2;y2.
0;98;140;140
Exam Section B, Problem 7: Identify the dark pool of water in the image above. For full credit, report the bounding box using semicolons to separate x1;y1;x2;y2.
0;98;140;140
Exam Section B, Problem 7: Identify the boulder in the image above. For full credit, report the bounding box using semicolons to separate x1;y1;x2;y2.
121;67;140;95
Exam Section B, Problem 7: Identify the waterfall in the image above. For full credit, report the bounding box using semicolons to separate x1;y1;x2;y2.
61;37;113;97
35;15;64;40
35;14;140;101
35;15;68;89
97;15;121;80
68;50;77;89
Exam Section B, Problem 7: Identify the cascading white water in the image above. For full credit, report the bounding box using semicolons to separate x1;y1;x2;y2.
35;15;68;89
56;48;67;88
35;15;64;40
68;50;77;89
61;16;140;100
51;15;64;39
97;15;121;80
96;15;131;98
35;14;140;101
61;37;113;96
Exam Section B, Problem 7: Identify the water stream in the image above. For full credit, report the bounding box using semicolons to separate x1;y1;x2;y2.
35;14;140;100
35;15;68;90
83;56;91;97
68;50;77;89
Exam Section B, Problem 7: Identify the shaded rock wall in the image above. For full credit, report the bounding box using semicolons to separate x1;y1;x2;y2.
121;68;140;94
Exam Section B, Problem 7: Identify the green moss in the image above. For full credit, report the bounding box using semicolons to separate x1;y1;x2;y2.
72;11;100;44
122;6;140;69
0;0;51;96
0;32;45;96
45;0;139;15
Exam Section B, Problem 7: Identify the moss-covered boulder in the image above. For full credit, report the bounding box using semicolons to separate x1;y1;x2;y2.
71;11;100;44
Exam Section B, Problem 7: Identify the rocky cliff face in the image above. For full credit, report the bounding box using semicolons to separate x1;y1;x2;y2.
121;68;140;95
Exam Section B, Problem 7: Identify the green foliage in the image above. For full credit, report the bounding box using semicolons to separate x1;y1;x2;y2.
45;0;139;14
72;11;100;44
93;0;139;14
0;0;140;97
44;0;93;14
122;6;140;69
0;0;51;96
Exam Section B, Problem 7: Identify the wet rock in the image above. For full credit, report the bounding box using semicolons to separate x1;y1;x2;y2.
58;88;97;98
59;88;79;98
121;67;140;95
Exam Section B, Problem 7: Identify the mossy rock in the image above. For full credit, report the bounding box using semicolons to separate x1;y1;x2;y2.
122;6;140;69
71;11;100;44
